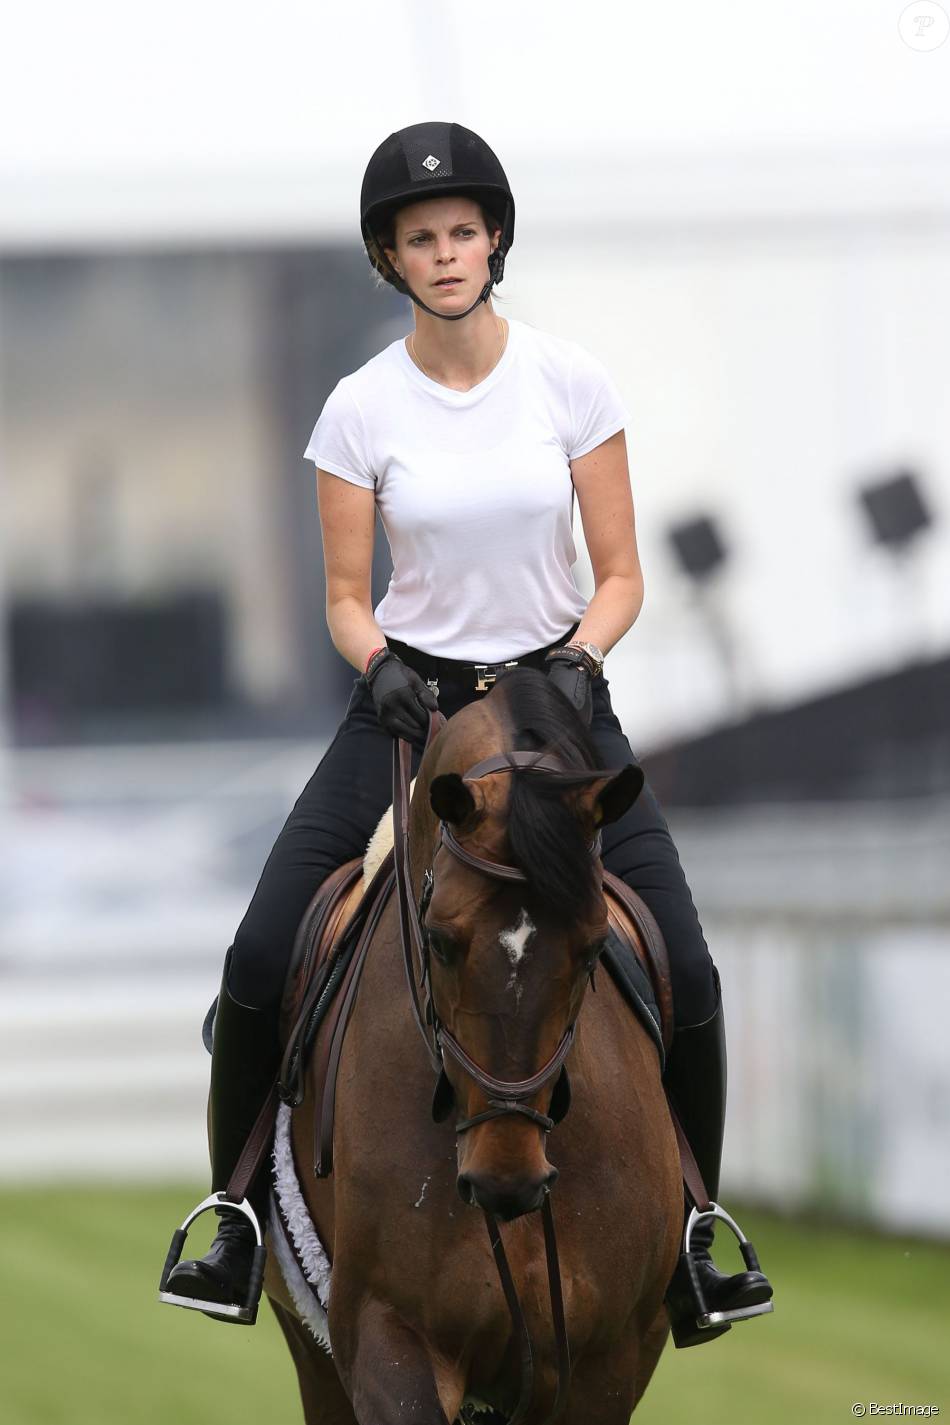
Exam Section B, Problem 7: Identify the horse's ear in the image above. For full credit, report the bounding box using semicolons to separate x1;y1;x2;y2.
571;764;644;829
429;773;483;826
596;764;644;825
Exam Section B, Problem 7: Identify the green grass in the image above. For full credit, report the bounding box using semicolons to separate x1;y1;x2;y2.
0;1186;947;1424
645;1210;950;1425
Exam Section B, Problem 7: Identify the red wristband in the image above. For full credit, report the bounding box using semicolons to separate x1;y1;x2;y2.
364;645;386;673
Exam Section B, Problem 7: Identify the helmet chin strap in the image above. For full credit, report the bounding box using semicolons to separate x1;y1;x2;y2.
386;248;507;323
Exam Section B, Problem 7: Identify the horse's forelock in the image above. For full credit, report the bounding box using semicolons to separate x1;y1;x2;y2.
494;669;606;923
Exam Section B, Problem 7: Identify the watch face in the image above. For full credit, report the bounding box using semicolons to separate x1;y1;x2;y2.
567;641;603;674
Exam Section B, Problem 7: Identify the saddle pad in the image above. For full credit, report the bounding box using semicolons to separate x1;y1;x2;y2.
600;928;665;1067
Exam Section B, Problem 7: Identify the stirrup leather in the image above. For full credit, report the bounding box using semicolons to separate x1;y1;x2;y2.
157;1192;266;1325
680;1201;775;1331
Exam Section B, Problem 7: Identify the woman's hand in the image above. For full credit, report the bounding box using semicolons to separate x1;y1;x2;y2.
365;649;439;744
544;649;594;726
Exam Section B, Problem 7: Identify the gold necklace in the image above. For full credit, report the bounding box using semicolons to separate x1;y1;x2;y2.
409;317;507;385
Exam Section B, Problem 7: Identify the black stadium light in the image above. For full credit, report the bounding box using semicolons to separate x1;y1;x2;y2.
668;514;729;584
666;511;748;717
858;469;932;552
857;467;935;668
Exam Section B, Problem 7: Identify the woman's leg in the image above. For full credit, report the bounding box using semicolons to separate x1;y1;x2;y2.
588;676;772;1345
228;675;414;1009
164;675;421;1320
587;677;717;1029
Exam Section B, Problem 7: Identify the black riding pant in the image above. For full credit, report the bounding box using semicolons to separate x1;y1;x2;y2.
228;671;718;1028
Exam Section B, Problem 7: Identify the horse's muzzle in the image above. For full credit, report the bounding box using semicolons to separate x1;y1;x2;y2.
457;1167;559;1221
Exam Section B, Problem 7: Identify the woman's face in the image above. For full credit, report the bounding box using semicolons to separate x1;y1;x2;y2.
386;196;500;307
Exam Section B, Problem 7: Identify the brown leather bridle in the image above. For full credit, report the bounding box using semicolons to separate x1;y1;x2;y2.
392;718;607;1424
393;732;602;1130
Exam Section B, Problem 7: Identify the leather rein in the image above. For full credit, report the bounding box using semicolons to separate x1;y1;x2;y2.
392;714;606;1425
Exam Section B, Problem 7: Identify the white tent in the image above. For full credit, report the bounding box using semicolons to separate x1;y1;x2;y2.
2;0;949;738
1;0;948;246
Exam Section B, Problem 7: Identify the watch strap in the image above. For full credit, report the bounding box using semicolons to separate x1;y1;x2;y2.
545;643;601;678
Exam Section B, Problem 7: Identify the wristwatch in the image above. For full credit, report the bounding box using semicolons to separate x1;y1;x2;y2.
569;640;605;677
546;640;605;678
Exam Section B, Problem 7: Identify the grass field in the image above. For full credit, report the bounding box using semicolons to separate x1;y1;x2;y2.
1;1186;947;1425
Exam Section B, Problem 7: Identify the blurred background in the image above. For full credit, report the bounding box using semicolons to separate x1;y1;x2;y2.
1;1;948;1421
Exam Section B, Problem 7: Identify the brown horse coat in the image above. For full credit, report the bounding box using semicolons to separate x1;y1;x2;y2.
266;681;682;1424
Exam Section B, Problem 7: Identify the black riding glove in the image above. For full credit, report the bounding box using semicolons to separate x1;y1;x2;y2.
365;649;438;744
544;649;594;727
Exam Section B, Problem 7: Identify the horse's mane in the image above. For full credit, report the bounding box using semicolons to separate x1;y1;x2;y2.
495;667;607;923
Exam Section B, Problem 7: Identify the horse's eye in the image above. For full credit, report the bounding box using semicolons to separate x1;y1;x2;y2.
426;927;456;966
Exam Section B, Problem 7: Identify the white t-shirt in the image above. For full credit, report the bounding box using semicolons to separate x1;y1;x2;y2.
303;316;629;663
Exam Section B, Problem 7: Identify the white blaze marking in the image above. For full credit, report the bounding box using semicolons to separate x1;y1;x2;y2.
500;907;535;967
500;909;536;1008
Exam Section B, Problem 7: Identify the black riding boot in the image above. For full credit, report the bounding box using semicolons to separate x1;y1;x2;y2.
663;975;774;1347
161;949;281;1324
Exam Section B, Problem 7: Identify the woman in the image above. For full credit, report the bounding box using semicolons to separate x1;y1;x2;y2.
163;121;772;1348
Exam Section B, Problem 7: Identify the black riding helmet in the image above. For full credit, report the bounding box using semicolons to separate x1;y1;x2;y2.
360;121;515;322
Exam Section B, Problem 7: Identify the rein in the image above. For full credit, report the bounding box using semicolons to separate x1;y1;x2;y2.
392;714;605;1425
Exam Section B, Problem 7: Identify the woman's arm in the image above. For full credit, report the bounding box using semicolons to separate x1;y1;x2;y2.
569;429;644;657
317;469;388;673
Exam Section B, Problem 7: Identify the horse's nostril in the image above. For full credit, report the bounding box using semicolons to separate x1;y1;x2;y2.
456;1174;476;1207
457;1171;555;1220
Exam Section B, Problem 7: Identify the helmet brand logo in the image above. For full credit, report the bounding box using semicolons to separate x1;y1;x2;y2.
422;154;440;171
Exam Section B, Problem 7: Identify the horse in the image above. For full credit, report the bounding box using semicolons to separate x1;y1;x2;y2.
263;667;683;1424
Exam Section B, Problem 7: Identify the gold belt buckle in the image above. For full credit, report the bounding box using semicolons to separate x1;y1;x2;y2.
474;661;518;692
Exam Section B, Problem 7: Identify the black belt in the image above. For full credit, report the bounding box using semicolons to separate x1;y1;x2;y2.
385;622;580;693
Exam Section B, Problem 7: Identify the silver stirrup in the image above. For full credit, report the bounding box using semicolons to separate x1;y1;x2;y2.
683;1201;775;1329
157;1192;265;1325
